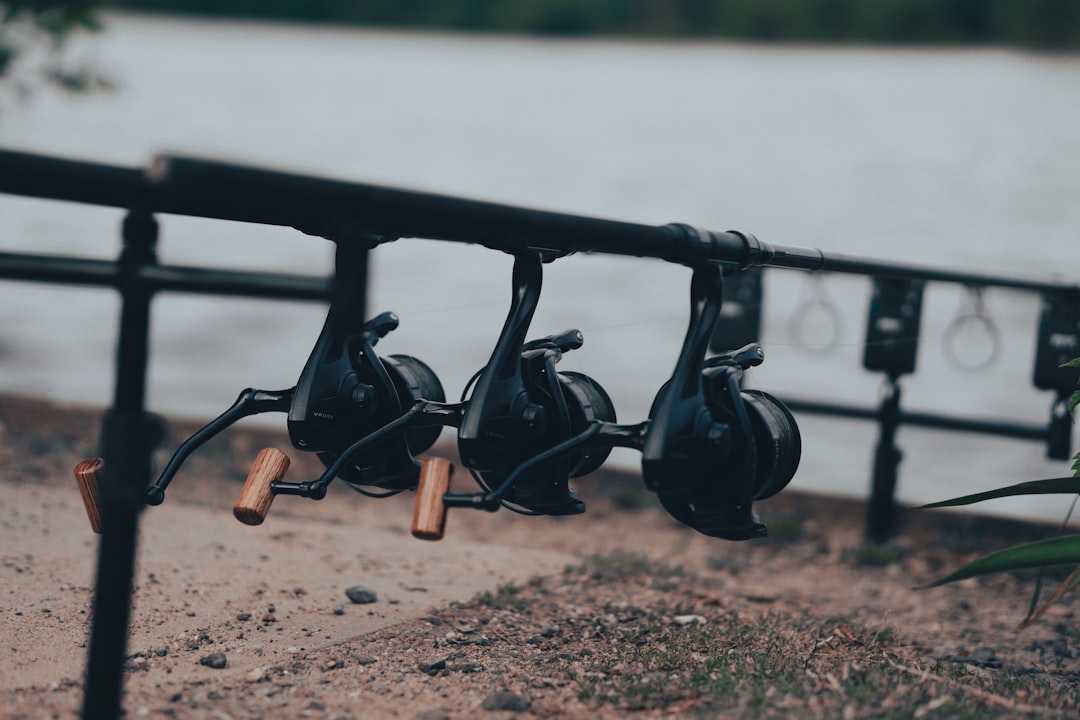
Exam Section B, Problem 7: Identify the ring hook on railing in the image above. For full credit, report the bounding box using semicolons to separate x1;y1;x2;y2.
942;285;1002;372
788;271;844;353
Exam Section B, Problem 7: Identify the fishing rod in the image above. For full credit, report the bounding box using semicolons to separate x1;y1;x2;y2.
1;148;1073;292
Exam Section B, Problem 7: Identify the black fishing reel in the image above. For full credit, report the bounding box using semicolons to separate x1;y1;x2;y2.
287;307;446;491
124;240;451;510
456;252;616;514
642;263;801;540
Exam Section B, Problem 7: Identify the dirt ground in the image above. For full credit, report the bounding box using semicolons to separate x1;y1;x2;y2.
1;394;1077;719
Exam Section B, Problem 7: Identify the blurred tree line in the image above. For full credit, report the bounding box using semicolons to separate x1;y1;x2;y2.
1;0;1077;95
113;0;1079;49
1;1;107;92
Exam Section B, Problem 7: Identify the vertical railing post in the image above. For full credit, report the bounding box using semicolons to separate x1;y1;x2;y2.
81;210;163;720
866;376;903;543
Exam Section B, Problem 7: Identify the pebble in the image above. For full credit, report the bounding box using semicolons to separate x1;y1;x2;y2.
419;658;446;675
199;653;227;669
333;603;345;616
672;614;706;626
481;690;530;712
345;585;378;604
245;667;267;683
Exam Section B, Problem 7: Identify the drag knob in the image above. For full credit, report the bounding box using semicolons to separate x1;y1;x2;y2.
411;457;454;541
73;458;105;534
233;448;291;526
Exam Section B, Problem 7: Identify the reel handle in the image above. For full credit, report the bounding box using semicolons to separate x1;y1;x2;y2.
411;456;454;540
233;448;291;525
73;458;105;534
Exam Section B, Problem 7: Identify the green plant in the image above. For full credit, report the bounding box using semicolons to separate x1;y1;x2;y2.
919;358;1080;627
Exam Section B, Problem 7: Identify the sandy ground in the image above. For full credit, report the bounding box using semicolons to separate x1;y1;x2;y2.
1;394;1077;719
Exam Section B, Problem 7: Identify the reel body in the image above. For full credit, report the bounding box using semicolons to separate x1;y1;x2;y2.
643;264;801;540
458;253;616;514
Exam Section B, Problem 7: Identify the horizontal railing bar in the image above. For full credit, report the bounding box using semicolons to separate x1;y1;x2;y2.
140;265;332;301
782;398;1049;441
0;251;332;301
0;149;147;208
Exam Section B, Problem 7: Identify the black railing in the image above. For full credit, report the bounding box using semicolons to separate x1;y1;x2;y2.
1;147;1077;719
710;267;1078;543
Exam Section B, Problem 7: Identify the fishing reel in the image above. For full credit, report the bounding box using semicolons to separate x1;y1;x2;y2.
126;240;454;512
642;263;801;540
454;252;616;515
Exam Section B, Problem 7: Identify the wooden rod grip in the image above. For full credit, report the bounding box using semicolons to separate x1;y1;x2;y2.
233;448;290;526
411;457;454;541
73;458;105;534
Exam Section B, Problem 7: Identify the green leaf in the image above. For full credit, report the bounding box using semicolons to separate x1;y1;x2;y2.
1063;357;1080;368
921;535;1080;588
916;477;1080;509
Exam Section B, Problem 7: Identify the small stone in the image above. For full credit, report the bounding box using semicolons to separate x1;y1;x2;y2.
245;667;267;683
352;655;378;665
970;646;1002;667
672;614;706;626
236;612;252;622
199;653;227;669
419;658;446;675
481;690;530;712
333;604;345;616
345;585;378;604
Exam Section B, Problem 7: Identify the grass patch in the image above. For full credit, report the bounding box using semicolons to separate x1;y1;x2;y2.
571;612;1080;717
474;583;532;610
566;552;684;582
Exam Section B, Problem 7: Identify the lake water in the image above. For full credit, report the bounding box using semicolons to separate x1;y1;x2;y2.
1;13;1078;521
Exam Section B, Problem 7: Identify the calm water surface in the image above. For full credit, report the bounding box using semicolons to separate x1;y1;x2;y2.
2;13;1078;520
